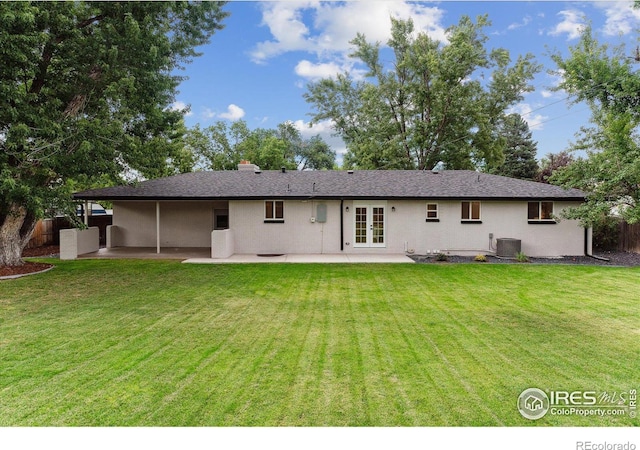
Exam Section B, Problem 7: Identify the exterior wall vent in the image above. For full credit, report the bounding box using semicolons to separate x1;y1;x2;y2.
496;238;522;258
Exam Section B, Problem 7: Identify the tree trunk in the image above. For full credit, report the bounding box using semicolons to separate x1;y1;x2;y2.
0;204;37;267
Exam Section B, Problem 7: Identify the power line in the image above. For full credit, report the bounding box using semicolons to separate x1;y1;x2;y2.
527;106;591;130
516;68;640;121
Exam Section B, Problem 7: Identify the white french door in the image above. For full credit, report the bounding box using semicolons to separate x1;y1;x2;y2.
353;203;386;248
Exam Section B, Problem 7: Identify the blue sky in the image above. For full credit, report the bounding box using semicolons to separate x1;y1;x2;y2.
171;1;640;165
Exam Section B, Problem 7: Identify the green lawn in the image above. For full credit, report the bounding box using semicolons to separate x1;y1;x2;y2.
0;260;638;426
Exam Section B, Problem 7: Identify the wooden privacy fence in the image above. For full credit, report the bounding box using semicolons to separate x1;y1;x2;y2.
618;221;640;253
27;216;113;248
26;219;54;248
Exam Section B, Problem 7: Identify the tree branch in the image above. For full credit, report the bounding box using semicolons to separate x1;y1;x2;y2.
76;14;105;30
28;14;105;96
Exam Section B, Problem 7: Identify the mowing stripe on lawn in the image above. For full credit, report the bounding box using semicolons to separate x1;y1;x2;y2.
0;260;638;426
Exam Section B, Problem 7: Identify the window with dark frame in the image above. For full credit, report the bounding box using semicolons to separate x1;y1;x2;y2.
426;203;439;221
528;201;554;222
265;200;284;222
461;201;481;221
214;209;229;230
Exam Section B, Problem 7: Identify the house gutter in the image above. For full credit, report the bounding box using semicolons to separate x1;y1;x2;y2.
584;226;610;261
340;198;344;252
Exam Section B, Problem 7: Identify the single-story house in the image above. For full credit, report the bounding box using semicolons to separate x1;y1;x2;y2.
72;162;589;258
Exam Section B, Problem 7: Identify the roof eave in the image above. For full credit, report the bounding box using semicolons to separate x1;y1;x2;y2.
73;193;586;202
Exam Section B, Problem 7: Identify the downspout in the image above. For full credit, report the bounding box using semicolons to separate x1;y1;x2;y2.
156;201;161;254
585;225;609;261
584;227;589;256
340;199;344;251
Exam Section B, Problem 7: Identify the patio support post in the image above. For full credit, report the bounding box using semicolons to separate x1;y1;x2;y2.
156;201;160;254
340;199;344;251
83;200;89;226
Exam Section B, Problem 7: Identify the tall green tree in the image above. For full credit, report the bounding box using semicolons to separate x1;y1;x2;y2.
550;24;640;225
186;121;250;171
305;16;540;170
490;114;539;180
275;122;336;170
297;135;336;170
0;1;228;266
186;120;335;171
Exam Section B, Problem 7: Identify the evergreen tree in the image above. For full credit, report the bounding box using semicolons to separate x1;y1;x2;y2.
491;114;539;180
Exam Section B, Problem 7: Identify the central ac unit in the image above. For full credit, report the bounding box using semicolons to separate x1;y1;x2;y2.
496;238;522;258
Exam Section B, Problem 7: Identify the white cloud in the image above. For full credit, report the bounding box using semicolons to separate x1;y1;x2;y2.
202;108;216;120
292;118;347;161
597;1;640;36
199;104;246;122
546;69;567;97
549;10;586;40
250;1;447;63
295;60;342;80
508;103;548;131
219;104;246;121
292;118;334;137
169;100;193;117
540;90;554;99
507;15;532;31
251;1;314;63
311;1;447;55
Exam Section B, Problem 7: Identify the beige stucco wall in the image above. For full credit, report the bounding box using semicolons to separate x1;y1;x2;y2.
232;199;584;256
211;229;234;258
355;199;585;257
229;200;342;254
59;227;100;260
112;199;585;257
113;201;227;247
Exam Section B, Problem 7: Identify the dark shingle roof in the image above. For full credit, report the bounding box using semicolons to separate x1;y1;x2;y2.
73;170;585;201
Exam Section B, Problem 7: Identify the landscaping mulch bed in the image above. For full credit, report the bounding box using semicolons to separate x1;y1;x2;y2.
410;251;640;267
0;246;59;279
0;262;54;278
22;245;60;258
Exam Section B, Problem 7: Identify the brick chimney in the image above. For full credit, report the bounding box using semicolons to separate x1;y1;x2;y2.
238;160;261;172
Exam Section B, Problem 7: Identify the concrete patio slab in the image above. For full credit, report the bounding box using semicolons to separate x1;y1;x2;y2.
183;253;415;264
79;247;211;260
77;247;415;263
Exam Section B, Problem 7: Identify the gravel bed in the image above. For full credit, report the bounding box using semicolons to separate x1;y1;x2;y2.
409;251;640;267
